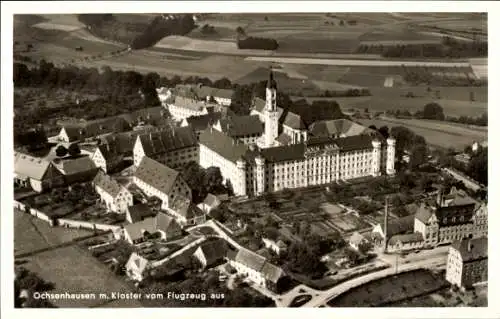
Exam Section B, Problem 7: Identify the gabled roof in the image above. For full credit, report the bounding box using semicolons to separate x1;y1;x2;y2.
134;157;180;196
199;128;249;163
388;233;424;246
218;115;264;137
93;171;124;198
451;237;487;263
124;213;180;241
234;248;267;272
138;126;198;157
170;96;208;112
283;112;307;130
14;152;52;180
261;262;284;283
415;204;434;223
99;127;157;155
203;193;220;207
195;239;227;266
53;156;97;176
260;143;306;163
184;112;222;131
127;203;156;223
61;117;129;141
309;119;374;138
119;106;167;126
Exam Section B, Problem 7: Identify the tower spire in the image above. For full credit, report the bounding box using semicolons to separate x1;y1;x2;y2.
266;66;277;89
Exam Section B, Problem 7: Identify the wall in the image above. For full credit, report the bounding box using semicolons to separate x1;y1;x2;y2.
57;218;121;231
442;168;483;191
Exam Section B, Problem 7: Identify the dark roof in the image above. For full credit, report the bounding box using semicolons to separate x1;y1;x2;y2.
134;157;180;195
93;171;124;198
309;119;374;138
138;126;198;157
260;143;306;163
234;248;267;271
382;215;415;238
53;156;97;176
127;203;156;223
199;128;248;163
119;106;167;126
219;115;264;137
196;239;227;265
329;135;375;152
282;112;306;130
415;204;433;223
452;237;487;263
61;117;129;141
184;112;222;131
388;233;424;246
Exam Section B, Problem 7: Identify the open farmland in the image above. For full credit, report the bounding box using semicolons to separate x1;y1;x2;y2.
14;210;93;256
22;244;142;307
358;117;487;150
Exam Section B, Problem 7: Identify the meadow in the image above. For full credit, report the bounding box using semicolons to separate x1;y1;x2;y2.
357;118;487;150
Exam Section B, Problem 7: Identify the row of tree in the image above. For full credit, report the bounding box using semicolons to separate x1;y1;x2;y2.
237;36;279;50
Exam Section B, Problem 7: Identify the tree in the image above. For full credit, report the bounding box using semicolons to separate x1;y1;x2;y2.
55;145;68;157
67;143;81;157
410;144;428;169
422;103;445;121
378;126;390;139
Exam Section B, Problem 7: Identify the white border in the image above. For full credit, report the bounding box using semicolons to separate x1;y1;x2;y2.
1;2;498;319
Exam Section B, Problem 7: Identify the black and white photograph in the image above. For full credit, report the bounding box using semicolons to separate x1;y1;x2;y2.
1;1;497;317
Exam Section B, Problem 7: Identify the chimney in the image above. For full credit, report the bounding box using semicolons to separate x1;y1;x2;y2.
468;240;473;252
383;196;389;250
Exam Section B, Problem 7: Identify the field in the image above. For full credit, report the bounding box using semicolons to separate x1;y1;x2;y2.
328;269;448;307
14;210;93;256
358;117;487;150
22;244;142;307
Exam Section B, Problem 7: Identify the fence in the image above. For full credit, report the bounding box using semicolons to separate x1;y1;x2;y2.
57;218;121;232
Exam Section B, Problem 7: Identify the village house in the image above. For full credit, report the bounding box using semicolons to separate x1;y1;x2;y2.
92;171;133;213
174;83;234;106
372;215;415;244
122;212;182;245
126;203;156;224
226;248;287;293
386;233;425;252
133;156;192;210
446;237;487;289
14;152;64;192
192;239;227;269
197;193;222;214
166;96;211;121
51;156;99;184
168;195;206;227
262;237;287;255
91;143;124;174
133;126;198;169
180;112;223;139
125;252;151;282
57;117;129;143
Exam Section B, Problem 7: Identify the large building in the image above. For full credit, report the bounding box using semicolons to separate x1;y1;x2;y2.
199;70;396;197
133;126;199;169
446;237;487;289
414;188;487;245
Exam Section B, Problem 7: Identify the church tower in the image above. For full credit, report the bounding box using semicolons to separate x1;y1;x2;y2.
264;69;279;148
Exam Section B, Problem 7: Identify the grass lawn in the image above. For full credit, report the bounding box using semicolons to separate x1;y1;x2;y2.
14;210;93;256
358;118;487;150
23;244;142;307
328;269;448;307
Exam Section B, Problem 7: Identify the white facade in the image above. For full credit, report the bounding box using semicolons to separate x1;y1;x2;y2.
133;175;191;210
133;136;199;168
199;144;240;189
263;87;279;148
167;102;209;121
95;184;133;213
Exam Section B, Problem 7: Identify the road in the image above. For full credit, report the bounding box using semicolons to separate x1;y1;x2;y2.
302;247;449;307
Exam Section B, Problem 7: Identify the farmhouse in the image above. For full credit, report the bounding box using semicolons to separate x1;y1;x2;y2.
57;117;129;143
133;126;198;168
91;143;124;174
226;248;287;293
262;237;287;255
52;156;98;184
446;237;487;289
133;157;192;210
92;171;133;214
386;233;424;252
200;71;396;197
14;152;64;192
126;203;156;224
192;239;227;269
122;212;182;245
